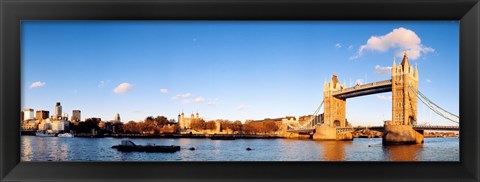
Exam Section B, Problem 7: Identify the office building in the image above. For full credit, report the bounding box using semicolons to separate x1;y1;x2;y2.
23;108;34;121
71;110;81;122
36;110;49;122
54;102;62;120
114;113;121;123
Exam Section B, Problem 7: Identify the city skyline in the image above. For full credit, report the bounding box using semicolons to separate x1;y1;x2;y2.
22;21;459;126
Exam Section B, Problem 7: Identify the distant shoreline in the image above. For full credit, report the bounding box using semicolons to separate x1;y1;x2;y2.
21;131;459;139
21;131;284;139
20;132;459;139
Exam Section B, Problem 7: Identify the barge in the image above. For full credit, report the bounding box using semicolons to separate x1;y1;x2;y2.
210;134;236;140
112;140;181;153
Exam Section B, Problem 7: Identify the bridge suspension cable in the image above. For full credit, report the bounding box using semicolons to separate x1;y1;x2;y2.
285;100;324;130
408;85;459;124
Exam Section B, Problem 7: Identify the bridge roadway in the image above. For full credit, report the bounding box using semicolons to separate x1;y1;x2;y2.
332;79;392;99
288;125;459;133
356;125;459;132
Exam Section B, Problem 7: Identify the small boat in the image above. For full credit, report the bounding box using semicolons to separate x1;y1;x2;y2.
210;134;235;140
112;140;181;153
35;130;56;137
58;133;74;138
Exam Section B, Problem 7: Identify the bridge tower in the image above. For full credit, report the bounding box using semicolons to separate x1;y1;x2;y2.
384;52;423;144
323;74;347;127
391;52;418;126
313;74;352;141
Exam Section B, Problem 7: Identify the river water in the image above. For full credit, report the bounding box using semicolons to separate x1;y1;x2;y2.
21;136;459;161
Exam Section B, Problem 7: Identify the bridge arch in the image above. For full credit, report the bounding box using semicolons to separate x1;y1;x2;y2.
333;120;341;127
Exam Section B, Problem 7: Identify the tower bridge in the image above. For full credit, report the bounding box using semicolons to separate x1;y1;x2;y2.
287;125;459;133
285;52;459;144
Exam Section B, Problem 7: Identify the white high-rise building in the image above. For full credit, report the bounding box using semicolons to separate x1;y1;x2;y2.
23;108;34;121
61;113;69;121
114;113;121;123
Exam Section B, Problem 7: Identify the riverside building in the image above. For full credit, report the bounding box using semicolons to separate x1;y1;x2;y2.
71;110;81;122
23;108;34;121
53;102;62;120
178;112;200;129
36;110;49;122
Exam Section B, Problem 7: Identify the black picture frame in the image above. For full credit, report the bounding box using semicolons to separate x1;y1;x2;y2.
1;0;479;181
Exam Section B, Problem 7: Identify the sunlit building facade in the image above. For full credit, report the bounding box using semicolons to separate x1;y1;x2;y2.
23;108;34;121
71;110;81;122
36;110;49;122
54;102;62;120
178;112;200;129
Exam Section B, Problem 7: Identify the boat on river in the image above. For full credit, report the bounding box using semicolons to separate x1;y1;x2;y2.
112;140;181;153
58;133;74;138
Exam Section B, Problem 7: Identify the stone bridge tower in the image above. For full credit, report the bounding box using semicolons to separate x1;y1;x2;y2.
323;74;347;127
391;52;418;126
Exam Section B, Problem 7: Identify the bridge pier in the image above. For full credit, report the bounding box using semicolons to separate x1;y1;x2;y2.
312;125;353;141
382;125;424;145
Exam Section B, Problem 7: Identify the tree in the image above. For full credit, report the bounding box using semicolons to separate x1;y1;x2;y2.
112;121;124;133
190;119;206;131
145;116;154;122
232;120;243;132
143;116;159;133
205;121;216;130
154;116;169;127
75;118;100;133
172;123;180;133
263;121;279;133
242;121;256;134
137;122;152;133
123;121;138;133
240;121;278;134
220;120;232;131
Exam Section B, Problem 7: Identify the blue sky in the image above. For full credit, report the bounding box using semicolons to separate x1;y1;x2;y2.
22;21;459;126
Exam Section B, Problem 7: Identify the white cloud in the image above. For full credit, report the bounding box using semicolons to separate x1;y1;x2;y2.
160;88;169;94
426;79;432;83
172;93;209;104
172;93;192;100
30;81;46;89
377;95;392;100
335;43;342;49
374;65;392;75
191;97;205;103
207;98;220;106
236;104;247;111
113;83;133;94
351;27;434;60
348;45;353;50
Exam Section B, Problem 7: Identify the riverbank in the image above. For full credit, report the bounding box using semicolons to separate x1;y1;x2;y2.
22;131;459;139
69;133;284;139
